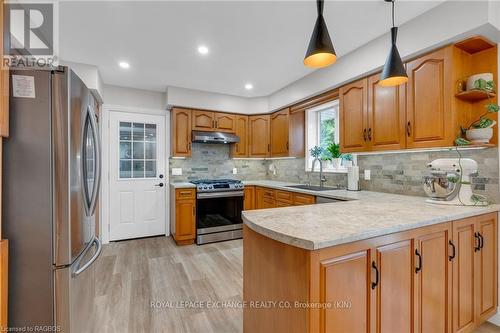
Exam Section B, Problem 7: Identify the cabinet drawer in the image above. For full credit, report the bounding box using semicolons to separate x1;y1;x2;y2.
276;190;293;204
293;193;315;205
261;188;275;199
176;188;196;200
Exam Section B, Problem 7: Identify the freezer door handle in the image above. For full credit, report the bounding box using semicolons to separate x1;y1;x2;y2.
72;236;102;277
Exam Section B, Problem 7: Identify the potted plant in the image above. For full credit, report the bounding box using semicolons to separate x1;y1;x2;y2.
456;79;499;145
341;153;354;167
326;143;341;169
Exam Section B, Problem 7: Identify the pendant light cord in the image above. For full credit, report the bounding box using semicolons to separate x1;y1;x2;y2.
317;0;324;16
391;0;395;28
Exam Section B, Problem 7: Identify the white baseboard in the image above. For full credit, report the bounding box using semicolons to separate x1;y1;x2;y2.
488;310;500;326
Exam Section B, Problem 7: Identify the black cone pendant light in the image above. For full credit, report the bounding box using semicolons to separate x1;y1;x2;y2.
379;0;408;86
304;0;336;68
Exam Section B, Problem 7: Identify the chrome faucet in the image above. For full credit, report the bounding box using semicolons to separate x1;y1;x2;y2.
311;157;327;188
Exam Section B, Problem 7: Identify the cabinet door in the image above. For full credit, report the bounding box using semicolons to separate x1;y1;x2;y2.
270;109;289;157
475;213;497;324
249;115;270;157
367;73;406;151
319;250;371;333
175;199;196;240
452;217;476;333
192;110;215;131
373;240;413;333
340;78;369;152
293;193;315;206
215;112;236;133
243;186;255;211
414;228;452;333
172;108;192;157
289;110;305;157
406;47;453;148
232;115;248;157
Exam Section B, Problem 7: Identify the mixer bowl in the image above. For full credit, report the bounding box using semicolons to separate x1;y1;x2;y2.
423;172;461;200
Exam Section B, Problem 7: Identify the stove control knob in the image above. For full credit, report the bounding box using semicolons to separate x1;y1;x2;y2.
203;186;208;189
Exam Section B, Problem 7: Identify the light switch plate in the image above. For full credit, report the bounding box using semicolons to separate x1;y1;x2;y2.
364;169;371;180
172;168;182;176
232;168;238;174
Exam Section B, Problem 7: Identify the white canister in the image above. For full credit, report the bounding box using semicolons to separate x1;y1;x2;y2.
347;166;360;191
466;73;494;91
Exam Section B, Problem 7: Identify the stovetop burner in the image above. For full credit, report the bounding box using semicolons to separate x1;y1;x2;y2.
190;179;244;192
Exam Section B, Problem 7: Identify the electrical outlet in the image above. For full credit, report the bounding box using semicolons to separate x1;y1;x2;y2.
364;169;371;180
232;168;238;174
172;168;182;176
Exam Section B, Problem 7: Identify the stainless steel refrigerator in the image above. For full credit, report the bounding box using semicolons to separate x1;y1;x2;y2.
3;67;102;332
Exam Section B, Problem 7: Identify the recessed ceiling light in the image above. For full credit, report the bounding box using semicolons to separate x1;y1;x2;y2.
119;61;130;69
245;83;253;90
197;45;209;55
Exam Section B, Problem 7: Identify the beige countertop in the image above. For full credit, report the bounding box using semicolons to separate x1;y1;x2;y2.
169;182;196;189
242;180;500;250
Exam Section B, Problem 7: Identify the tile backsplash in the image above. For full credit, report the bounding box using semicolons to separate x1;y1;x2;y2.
169;144;500;203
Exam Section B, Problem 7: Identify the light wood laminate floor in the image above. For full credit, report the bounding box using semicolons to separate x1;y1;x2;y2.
92;236;500;333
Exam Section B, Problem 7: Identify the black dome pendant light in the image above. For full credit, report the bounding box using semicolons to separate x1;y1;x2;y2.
379;0;408;86
304;0;336;68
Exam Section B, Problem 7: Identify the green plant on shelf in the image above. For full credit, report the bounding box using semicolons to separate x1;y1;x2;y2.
455;79;499;146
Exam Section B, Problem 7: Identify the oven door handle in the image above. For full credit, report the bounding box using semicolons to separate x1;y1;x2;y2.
197;191;244;199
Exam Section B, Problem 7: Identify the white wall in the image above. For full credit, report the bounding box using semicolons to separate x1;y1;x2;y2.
103;84;166;110
268;0;495;111
60;60;104;102
166;86;268;114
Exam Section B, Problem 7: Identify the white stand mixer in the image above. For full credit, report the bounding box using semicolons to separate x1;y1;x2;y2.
424;158;487;206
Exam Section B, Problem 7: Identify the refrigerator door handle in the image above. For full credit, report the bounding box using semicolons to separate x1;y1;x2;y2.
72;236;101;277
86;103;102;216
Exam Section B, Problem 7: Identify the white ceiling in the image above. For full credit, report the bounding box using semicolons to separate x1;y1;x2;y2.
59;1;444;97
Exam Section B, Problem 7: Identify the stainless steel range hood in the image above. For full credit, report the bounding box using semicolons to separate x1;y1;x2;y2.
192;131;240;144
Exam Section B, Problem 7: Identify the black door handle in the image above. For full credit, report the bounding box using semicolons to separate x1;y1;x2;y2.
155;183;164;187
415;249;422;273
478;232;484;249
449;240;456;261
474;232;481;252
371;261;379;289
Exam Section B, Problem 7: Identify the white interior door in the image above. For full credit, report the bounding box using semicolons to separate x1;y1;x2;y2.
109;111;167;241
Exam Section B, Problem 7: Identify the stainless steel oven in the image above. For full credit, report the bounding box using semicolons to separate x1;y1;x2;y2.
191;179;244;244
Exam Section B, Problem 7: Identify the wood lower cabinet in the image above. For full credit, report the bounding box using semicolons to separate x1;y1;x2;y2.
255;187;315;209
232;115;248;157
244;214;497;333
340;78;369;153
171;108;192;157
271;109;289;157
249;115;271;157
244;186;255;211
255;187;275;209
172;188;196;245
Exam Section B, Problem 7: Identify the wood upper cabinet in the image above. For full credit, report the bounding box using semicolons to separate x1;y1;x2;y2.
171;108;192;157
270;109;289;157
192;110;235;133
372;240;413;333
340;78;369;153
249;115;270;157
406;47;453;148
244;186;255;211
475;213;497;323
414;226;452;333
0;0;8;138
214;112;236;132
173;189;196;244
367;73;406;151
232;115;249;157
289;109;305;157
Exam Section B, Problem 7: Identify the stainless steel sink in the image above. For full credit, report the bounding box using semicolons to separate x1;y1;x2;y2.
285;185;344;191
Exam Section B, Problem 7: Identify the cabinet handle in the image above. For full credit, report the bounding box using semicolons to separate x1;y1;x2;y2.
406;121;411;137
286;142;289;150
215;120;218;128
448;240;456;261
193;206;195;216
188;142;191;151
474;232;481;252
268;144;270;152
363;129;367;142
368;128;372;141
212;120;215;128
371;261;379;290
415;249;422;273
478;232;484;249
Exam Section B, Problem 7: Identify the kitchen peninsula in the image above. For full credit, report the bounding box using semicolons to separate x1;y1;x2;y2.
242;191;500;333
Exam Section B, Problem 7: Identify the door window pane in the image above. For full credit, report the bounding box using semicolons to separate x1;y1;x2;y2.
119;121;158;179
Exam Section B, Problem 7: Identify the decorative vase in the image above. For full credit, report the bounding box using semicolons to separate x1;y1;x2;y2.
332;158;342;169
466;73;494;91
466;127;494;144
